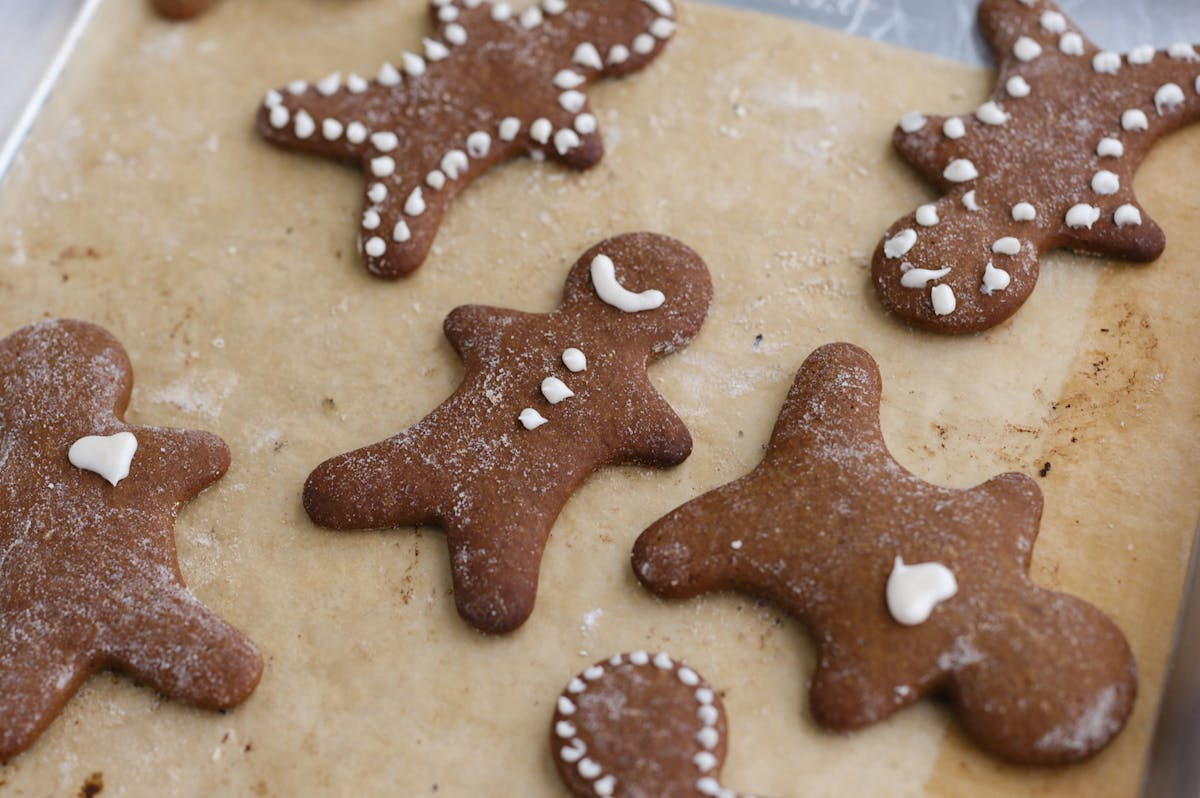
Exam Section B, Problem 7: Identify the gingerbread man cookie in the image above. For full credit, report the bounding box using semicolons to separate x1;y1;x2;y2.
304;233;711;633
633;343;1136;764
0;320;262;761
151;0;215;19
257;0;677;279
873;0;1200;334
552;652;758;798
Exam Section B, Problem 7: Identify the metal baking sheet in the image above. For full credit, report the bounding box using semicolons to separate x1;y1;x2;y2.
0;1;1196;795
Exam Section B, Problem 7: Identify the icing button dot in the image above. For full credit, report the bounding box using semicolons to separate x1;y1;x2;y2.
696;727;719;750
364;236;386;258
269;105;290;129
392;221;411;243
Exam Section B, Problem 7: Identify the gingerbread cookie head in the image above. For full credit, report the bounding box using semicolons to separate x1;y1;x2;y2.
303;233;711;634
256;0;678;279
151;0;215;19
0;320;262;761
553;652;756;798
634;343;1136;764
872;0;1200;333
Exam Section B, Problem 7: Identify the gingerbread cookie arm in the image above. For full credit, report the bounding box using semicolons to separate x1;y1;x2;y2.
101;582;263;710
443;305;531;368
132;427;231;504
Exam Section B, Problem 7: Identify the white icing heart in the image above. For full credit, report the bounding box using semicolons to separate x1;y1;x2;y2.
886;556;958;626
68;431;138;486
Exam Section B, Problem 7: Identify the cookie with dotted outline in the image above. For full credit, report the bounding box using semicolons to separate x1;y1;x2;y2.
552;652;758;798
0;320;262;761
303;233;712;633
872;0;1200;334
633;343;1136;764
257;0;677;279
151;0;215;20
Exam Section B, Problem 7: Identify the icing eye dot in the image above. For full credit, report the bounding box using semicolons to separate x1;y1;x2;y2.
930;284;957;316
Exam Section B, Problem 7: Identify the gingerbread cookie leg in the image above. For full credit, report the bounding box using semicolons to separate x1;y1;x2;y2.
873;0;1200;333
0;639;89;761
634;343;1136;764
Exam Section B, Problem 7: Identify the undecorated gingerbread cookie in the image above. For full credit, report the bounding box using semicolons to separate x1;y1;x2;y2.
0;320;262;761
257;0;678;278
304;232;712;634
552;652;757;798
873;0;1200;333
633;343;1136;765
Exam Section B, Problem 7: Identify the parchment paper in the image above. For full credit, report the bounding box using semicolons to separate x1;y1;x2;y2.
0;1;1197;795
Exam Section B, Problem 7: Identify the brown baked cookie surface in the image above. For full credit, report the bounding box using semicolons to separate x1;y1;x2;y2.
151;0;215;20
552;652;757;798
304;232;711;634
633;343;1136;765
0;320;262;762
872;0;1200;334
256;0;677;279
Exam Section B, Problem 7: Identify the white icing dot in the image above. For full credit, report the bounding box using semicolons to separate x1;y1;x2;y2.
520;6;543;27
392;221;411;243
346;73;368;93
591;253;664;312
554;128;581;155
426;170;446;190
992;237;1021;256
559;90;586;113
593;776;615;797
437;3;458;21
555;720;576;739
899;266;950;288
377;62;401;87
1155;83;1185;114
1168;42;1199;61
68;432;138;486
575;114;598;135
371;156;395;178
445;24;468;46
441;150;469;179
584;665;605;680
1114;204;1143;226
633;33;656;55
1006;75;1031;97
1065;203;1102;229
899;111;927;133
404;187;426;216
694;752;718;773
269;105;290;129
401;52;426;77
942;117;966;139
371;131;398;152
886;556;958;625
982;262;1011;294
696;727;719;750
1059;32;1084;56
346;122;368;144
574;42;604;71
962;190;980;212
491;3;512;21
424;38;450;61
607;45;630;65
651;653;672;670
642;0;674;14
316;71;341;96
650;18;677;38
543;0;567;14
368;183;387;203
1196;75;1200;95
883;228;917;259
1013;36;1042;62
322;118;344;140
1011;202;1036;221
915;204;939;227
362;210;381;230
931;284;956;316
975;100;1009;125
1040;10;1066;33
943;159;978;182
1121;109;1149;131
695;687;714;704
1128;44;1155;65
541;377;575;404
555;70;585;90
577;759;601;779
677;667;699;686
1096;137;1124;158
467;131;492;158
629;651;649;665
697;704;719;726
562;348;587;372
697;778;720;796
1093;51;1121;75
530;118;553;144
287;80;307;95
520;408;549;430
364;236;386;258
567;677;586;693
263;89;283;108
1091;170;1120;195
498;117;521;142
560;739;585;762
